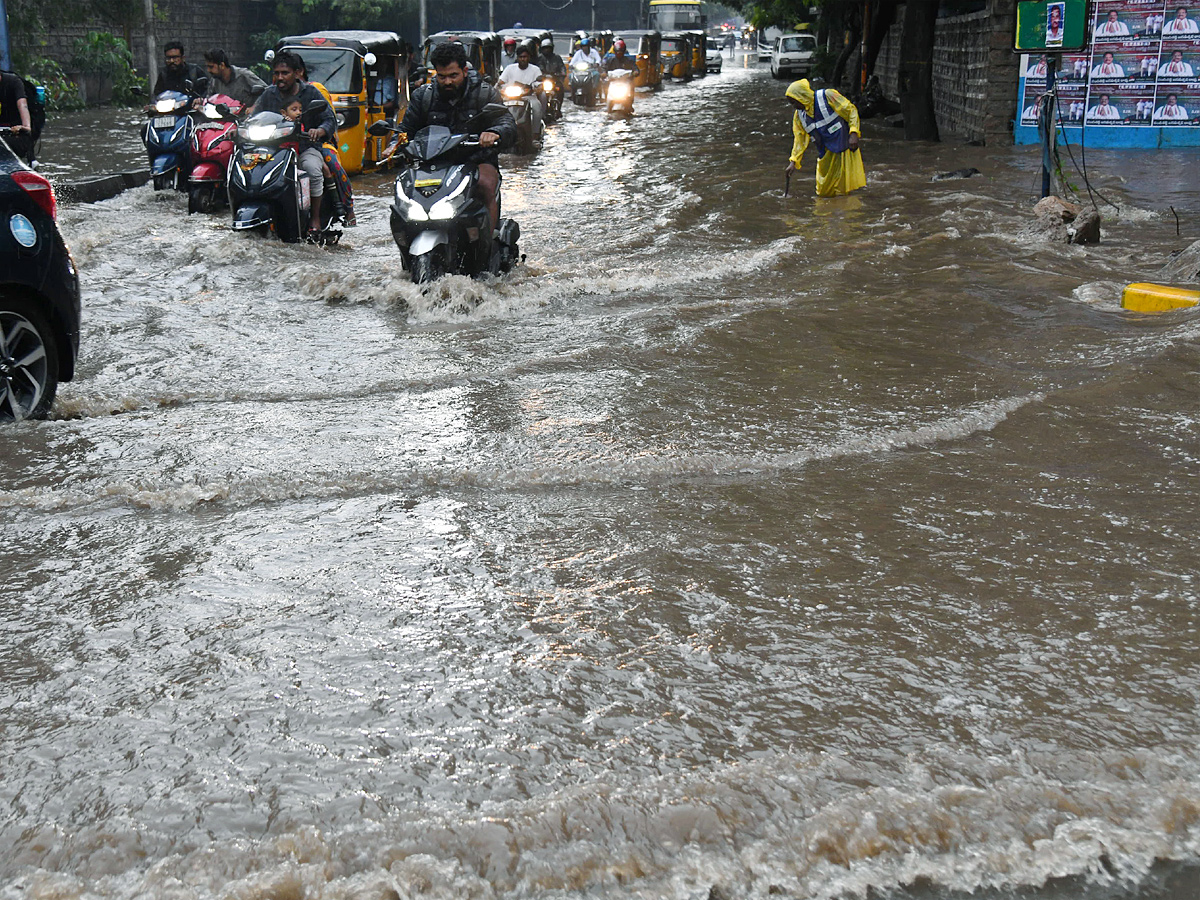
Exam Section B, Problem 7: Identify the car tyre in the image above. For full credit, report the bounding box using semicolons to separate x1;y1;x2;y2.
0;294;59;421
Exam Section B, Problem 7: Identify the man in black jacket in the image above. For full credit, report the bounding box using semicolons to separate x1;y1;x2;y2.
397;41;516;233
153;42;207;96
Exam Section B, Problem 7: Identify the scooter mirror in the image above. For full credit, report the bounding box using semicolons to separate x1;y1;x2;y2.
367;120;395;136
364;52;377;66
264;49;276;62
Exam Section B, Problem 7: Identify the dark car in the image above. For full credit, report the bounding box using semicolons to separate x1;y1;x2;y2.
0;139;80;420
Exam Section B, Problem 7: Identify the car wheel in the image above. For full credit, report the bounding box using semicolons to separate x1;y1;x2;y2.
0;295;59;421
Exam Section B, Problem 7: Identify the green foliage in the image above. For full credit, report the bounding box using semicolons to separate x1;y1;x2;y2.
741;0;814;30
25;57;86;111
70;32;146;105
808;44;837;80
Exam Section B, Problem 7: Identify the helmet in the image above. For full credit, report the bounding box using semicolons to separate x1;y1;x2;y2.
540;38;553;50
504;36;517;47
580;37;589;46
614;39;626;52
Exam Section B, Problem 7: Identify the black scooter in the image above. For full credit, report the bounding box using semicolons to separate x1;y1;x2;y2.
227;107;341;244
369;118;521;284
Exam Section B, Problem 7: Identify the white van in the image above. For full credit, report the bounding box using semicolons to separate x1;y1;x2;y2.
770;33;817;79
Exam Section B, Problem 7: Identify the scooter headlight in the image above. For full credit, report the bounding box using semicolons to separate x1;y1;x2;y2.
155;98;176;113
542;78;555;92
609;82;632;100
395;183;428;222
503;84;525;99
245;123;280;142
428;177;472;220
573;62;590;72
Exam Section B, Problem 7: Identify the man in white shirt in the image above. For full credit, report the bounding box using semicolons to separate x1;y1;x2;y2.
1087;94;1122;120
1094;10;1130;36
569;38;602;67
1027;54;1048;77
1163;6;1200;33
1160;49;1195;77
1091;51;1125;78
498;44;546;138
1155;93;1190;119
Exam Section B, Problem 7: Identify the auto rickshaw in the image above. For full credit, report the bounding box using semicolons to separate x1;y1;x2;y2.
686;30;708;78
423;31;503;84
274;30;408;174
660;32;694;80
616;30;662;90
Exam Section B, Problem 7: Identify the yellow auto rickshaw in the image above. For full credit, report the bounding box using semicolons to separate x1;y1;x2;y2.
686;30;708;77
274;31;407;174
617;30;662;90
423;31;503;84
661;32;693;80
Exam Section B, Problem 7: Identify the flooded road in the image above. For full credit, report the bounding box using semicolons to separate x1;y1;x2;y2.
4;61;1200;900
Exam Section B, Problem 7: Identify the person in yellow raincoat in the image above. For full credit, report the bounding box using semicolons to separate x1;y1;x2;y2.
784;79;866;197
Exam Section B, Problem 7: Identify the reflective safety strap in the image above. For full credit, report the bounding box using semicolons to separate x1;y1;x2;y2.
809;90;841;132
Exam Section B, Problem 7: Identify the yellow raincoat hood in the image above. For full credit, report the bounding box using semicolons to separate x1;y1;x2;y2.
785;79;815;116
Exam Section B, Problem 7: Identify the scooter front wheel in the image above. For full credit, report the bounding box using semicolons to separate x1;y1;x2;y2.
410;251;444;285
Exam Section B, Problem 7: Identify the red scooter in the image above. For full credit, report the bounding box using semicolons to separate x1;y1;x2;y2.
188;94;244;214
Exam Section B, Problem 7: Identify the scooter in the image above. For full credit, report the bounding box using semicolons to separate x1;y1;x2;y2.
368;119;521;284
187;93;243;214
500;82;545;155
227;109;341;244
569;62;601;107
141;90;195;191
542;74;565;122
605;68;635;115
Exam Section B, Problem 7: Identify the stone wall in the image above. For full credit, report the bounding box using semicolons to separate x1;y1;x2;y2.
38;0;282;77
874;0;1019;144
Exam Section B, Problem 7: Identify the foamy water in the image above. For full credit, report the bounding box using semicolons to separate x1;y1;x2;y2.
4;60;1200;900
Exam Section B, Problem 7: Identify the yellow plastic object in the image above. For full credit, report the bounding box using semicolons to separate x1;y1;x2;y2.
1121;283;1200;313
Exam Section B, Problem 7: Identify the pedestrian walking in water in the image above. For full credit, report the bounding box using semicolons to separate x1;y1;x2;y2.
783;79;865;197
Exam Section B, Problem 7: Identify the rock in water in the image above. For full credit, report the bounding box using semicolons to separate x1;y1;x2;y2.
932;167;981;181
1158;239;1200;282
1030;196;1101;244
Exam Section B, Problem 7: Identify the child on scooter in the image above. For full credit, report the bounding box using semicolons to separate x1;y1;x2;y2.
281;98;354;228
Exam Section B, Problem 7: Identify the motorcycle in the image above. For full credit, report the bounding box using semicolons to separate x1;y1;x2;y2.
368;119;522;284
227;109;342;244
141;90;195;191
542;73;565;122
605;68;635;115
500;82;545;155
187;94;244;214
569;62;601;107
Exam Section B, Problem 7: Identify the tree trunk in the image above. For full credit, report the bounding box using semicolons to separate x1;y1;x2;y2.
898;0;940;141
864;0;899;78
831;26;861;90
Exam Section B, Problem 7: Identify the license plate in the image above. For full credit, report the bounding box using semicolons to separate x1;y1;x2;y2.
153;116;176;129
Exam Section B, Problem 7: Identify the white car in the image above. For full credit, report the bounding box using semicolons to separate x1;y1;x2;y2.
757;38;772;62
705;45;723;72
770;33;817;79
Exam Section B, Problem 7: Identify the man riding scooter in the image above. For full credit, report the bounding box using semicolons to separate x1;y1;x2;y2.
537;37;567;120
498;42;546;142
390;41;517;236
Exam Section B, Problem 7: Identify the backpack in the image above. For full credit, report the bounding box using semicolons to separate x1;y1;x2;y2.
22;76;46;143
1;71;45;142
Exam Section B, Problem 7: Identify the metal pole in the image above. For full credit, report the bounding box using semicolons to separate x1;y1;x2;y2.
489;0;494;31
144;0;157;90
419;0;427;43
1040;54;1057;198
592;0;596;32
0;0;12;71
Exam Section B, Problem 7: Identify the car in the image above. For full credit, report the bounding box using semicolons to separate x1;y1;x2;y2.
705;44;723;72
0;139;80;421
757;39;772;62
770;32;817;79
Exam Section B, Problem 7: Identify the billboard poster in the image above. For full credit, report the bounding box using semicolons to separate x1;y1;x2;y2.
1015;0;1200;144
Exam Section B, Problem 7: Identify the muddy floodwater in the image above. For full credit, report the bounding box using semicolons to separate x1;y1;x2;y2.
3;58;1200;900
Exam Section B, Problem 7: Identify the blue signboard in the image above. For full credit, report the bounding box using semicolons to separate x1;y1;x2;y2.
1015;0;1200;146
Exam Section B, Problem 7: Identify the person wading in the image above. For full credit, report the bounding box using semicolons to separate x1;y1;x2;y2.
783;79;865;198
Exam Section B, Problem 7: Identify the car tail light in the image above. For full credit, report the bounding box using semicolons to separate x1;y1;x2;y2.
11;170;57;221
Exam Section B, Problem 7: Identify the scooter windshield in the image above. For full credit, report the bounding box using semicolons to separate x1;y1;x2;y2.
408;126;468;162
